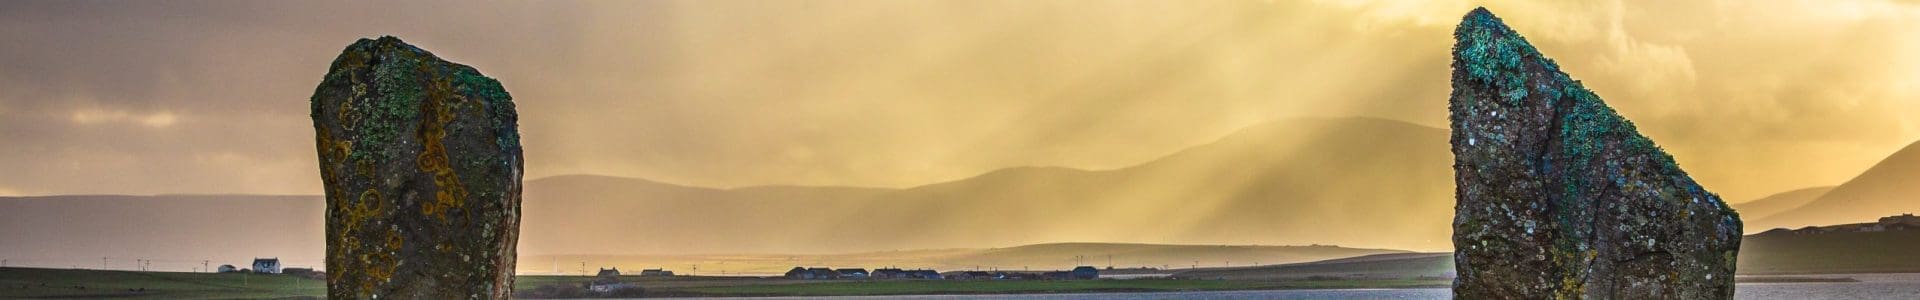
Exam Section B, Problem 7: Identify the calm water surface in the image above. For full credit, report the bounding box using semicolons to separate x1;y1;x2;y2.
683;273;1920;299
1736;273;1920;300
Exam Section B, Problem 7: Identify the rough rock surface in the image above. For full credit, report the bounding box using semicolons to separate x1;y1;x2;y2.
1448;8;1740;299
311;36;523;299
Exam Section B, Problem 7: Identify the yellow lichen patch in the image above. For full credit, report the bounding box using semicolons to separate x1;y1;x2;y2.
416;67;468;222
334;140;353;161
338;74;364;128
363;227;402;285
1550;249;1590;299
341;190;384;236
355;156;376;178
345;227;401;298
315;133;346;200
331;188;396;299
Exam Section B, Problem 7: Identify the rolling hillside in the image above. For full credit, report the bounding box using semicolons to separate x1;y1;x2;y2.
517;175;894;255
10;123;1907;271
1172;252;1454;280
2;117;1452;268
0;195;325;270
1749;141;1920;231
1730;186;1833;228
520;117;1456;255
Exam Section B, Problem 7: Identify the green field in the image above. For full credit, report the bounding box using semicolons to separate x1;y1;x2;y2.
7;229;1913;299
0;267;1448;299
0;267;323;299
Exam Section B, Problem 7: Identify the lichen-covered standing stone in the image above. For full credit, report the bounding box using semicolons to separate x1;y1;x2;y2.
311;36;522;299
1449;8;1740;299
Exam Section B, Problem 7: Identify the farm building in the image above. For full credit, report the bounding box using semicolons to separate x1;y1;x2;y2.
217;264;238;273
640;268;674;277
1880;214;1919;226
590;268;639;293
836;268;868;279
251;258;281;274
1070;266;1099;279
871;268;906;279
908;269;943;279
785;267;841;279
808;267;839;279
947;271;993;280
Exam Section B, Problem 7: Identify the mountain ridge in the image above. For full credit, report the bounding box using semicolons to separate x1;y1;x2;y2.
522;115;1443;193
1749;140;1920;230
1731;186;1834;227
518;116;1458;254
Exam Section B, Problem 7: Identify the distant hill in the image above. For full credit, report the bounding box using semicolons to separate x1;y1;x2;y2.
0;117;1450;269
1749;141;1920;231
1731;186;1833;228
941;243;1407;271
521;242;1406;276
1740;215;1920;275
518;174;894;255
0;195;324;270
1172;252;1453;280
12;121;1903;267
519;117;1456;255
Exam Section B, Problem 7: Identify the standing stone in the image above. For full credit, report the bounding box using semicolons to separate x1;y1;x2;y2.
311;36;523;299
1449;8;1740;299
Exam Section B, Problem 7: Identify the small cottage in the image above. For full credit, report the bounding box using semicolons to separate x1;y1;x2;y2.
251;258;281;274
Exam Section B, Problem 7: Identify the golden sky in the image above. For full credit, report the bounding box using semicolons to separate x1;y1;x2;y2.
1;0;1917;202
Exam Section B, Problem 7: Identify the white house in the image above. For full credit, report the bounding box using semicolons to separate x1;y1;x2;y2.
252;258;282;274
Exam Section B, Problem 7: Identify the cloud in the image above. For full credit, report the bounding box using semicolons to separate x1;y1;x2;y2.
69;108;178;128
0;0;1916;203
